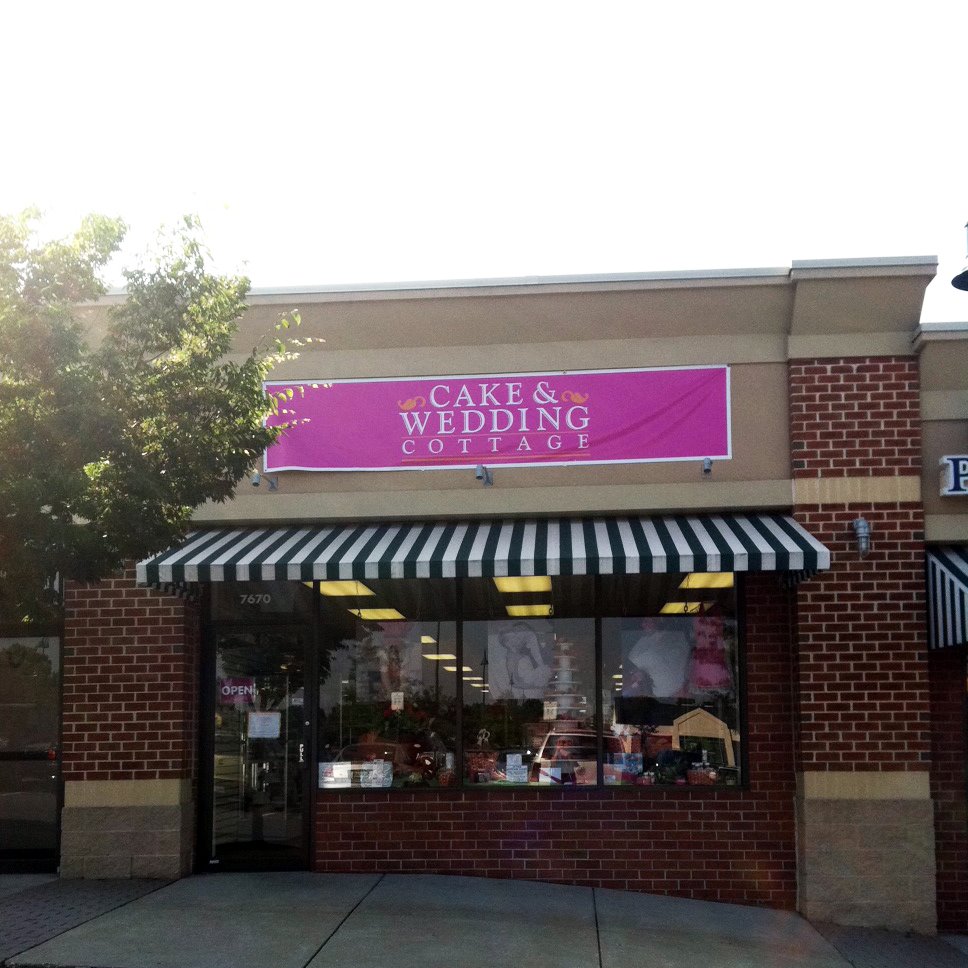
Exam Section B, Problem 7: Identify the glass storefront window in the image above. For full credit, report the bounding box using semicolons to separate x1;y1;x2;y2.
317;579;458;789
602;574;740;787
463;576;596;785
0;636;60;754
308;572;741;792
0;633;61;857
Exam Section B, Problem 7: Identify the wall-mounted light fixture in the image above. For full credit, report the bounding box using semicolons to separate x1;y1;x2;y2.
250;471;279;491
952;221;968;291
702;457;713;476
852;517;871;557
475;464;493;487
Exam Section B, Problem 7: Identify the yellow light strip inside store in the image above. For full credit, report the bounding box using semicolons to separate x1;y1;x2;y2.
493;576;552;593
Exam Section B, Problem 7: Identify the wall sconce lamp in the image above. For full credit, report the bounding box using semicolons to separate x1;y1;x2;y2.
952;221;968;291
852;517;871;557
702;457;713;476
475;464;493;487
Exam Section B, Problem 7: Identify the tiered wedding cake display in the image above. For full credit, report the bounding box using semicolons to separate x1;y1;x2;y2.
547;638;583;723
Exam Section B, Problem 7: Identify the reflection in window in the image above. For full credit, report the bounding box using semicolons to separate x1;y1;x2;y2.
604;611;740;787
317;579;458;789
0;636;60;753
0;634;61;854
313;572;741;791
463;617;595;785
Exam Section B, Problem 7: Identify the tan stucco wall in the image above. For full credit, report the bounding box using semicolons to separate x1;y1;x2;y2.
233;280;797;351
920;340;968;393
920;337;968;530
79;263;936;526
199;355;791;523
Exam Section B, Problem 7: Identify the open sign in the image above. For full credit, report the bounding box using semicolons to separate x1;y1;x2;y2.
218;677;256;706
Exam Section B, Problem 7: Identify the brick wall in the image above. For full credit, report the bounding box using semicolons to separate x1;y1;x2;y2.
790;356;928;771
314;573;798;907
929;647;968;930
789;354;936;931
63;566;200;784
789;357;920;478
793;503;928;771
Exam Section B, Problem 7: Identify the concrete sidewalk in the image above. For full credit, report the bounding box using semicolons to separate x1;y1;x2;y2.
1;872;967;968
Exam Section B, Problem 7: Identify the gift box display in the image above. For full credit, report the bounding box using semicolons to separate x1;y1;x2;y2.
465;750;499;782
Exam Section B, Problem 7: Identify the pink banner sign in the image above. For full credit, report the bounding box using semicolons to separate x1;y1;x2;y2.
264;366;730;472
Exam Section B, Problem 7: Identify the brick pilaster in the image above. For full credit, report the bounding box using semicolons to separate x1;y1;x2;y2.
929;647;968;930
789;356;935;931
60;566;200;878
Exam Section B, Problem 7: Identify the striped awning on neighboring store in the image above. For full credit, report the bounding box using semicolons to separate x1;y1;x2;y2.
927;547;968;649
136;514;830;586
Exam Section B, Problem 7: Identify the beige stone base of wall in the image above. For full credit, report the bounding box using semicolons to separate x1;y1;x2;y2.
796;772;936;934
60;780;193;880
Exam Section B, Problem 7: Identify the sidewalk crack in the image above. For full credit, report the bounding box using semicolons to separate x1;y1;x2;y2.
300;873;385;968
592;887;603;968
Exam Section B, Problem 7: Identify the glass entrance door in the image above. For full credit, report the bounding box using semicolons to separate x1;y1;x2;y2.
206;626;309;870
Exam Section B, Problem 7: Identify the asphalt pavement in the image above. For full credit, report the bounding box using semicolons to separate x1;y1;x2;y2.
1;871;967;968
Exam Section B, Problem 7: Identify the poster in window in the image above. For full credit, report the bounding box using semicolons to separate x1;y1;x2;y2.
487;620;554;701
247;711;281;739
350;623;424;701
623;617;694;700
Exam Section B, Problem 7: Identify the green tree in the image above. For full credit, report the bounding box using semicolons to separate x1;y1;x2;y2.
0;211;297;622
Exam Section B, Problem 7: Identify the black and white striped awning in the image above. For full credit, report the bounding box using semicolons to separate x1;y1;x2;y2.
927;547;968;649
136;514;830;585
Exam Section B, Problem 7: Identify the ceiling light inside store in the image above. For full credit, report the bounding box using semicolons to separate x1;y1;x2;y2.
463;675;482;681
444;666;473;672
612;674;622;680
420;635;437;644
679;572;734;590
493;576;552;593
320;580;377;596
505;604;553;617
422;653;457;661
659;601;707;615
349;608;405;621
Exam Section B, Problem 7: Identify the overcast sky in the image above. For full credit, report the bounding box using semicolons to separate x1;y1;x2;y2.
3;1;967;320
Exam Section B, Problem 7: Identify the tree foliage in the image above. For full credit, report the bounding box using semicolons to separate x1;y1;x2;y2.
0;211;295;622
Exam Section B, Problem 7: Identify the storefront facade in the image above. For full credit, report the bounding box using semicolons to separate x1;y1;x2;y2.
48;258;968;933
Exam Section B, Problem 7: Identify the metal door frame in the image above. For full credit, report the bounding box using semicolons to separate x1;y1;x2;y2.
197;611;316;872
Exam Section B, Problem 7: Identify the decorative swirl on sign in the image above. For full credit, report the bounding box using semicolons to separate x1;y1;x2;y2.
398;395;427;412
561;390;589;404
